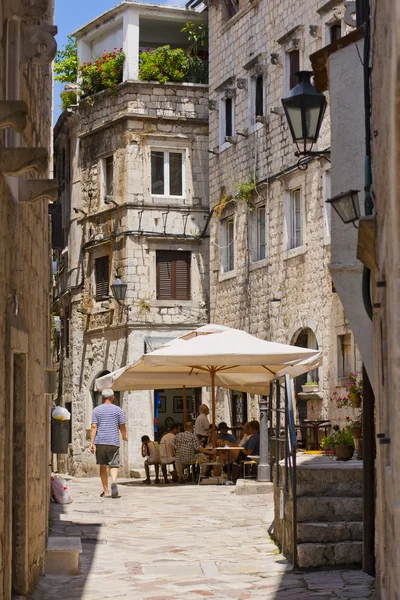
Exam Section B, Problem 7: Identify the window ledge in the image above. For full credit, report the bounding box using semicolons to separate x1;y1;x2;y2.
248;122;265;136
219;141;233;154
249;258;268;271
151;195;185;202
283;246;307;261
153;299;193;307
219;269;237;282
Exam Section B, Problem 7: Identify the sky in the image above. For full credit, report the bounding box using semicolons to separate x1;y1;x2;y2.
54;0;186;121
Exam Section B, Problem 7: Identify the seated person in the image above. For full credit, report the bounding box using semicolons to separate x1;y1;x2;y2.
231;421;260;482
159;424;179;484
141;435;160;484
217;422;237;445
174;421;200;483
238;422;252;447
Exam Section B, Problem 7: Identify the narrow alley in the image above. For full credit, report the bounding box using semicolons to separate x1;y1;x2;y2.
33;479;375;600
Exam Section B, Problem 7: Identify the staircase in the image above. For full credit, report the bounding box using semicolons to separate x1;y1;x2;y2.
274;454;363;568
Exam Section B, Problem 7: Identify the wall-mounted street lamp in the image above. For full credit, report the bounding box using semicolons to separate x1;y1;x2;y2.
110;276;128;303
326;189;361;227
281;71;329;161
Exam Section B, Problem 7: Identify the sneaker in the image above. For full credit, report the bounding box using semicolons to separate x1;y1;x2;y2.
154;479;161;484
111;482;118;498
143;479;151;484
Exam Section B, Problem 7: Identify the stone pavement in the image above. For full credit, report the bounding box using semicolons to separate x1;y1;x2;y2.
33;477;375;600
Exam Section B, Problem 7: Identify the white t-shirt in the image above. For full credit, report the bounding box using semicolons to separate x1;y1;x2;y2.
160;432;175;464
146;441;160;464
195;413;210;437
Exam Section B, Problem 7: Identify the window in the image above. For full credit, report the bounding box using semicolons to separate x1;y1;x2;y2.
337;333;352;379
222;0;239;21
220;96;235;145
256;206;266;260
156;250;191;300
220;217;235;272
104;156;114;198
288;49;300;90
288;188;303;249
64;307;70;359
323;169;332;239
255;75;264;118
329;21;342;43
95;256;110;301
151;150;184;197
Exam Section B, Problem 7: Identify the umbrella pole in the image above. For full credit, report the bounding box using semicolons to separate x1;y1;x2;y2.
211;368;216;448
183;385;187;424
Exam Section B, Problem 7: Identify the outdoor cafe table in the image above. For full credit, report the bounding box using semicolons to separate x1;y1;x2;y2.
215;446;245;483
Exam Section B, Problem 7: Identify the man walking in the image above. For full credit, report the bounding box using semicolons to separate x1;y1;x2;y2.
90;388;127;498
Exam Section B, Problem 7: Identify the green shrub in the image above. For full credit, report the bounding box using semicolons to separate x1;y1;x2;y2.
79;49;125;97
139;46;188;84
321;426;355;450
60;90;77;111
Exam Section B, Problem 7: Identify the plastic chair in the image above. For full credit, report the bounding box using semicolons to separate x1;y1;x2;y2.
197;460;222;485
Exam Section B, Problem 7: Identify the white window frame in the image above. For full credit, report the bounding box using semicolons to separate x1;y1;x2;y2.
288;187;304;250
219;94;235;150
336;332;353;383
220;216;235;274
323;167;331;244
324;16;344;46
101;155;114;202
252;204;266;262
150;149;185;198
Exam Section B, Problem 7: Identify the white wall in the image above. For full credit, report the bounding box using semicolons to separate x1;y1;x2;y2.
328;40;375;389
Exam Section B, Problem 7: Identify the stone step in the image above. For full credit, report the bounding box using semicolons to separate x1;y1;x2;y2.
44;536;82;575
297;496;363;522
297;541;362;568
296;464;363;498
297;521;363;543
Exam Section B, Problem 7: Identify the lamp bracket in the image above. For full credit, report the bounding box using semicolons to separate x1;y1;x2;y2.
295;150;331;170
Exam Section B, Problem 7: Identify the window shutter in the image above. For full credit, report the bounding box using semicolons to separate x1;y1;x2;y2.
95;256;110;301
156;251;173;299
49;203;63;249
175;253;190;300
156;251;190;300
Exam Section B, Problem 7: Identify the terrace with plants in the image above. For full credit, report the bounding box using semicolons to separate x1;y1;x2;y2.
54;23;208;111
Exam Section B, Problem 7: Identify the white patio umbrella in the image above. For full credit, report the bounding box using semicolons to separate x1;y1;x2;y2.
95;324;322;444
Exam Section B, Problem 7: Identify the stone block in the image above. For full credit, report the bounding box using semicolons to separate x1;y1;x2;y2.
297;496;363;523
297;521;363;543
235;479;274;495
297;541;362;568
44;537;82;575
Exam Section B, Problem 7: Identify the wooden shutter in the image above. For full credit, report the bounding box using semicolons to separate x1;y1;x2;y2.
49;202;63;249
95;256;110;301
289;50;300;90
156;251;190;300
175;253;191;300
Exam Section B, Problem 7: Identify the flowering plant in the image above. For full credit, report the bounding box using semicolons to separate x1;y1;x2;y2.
79;48;125;97
139;46;188;84
345;372;363;396
330;391;351;409
345;416;362;429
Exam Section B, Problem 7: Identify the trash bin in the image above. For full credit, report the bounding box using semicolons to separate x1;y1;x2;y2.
51;419;70;454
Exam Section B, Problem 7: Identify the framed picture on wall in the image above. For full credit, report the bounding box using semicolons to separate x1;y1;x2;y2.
173;396;194;413
158;396;166;413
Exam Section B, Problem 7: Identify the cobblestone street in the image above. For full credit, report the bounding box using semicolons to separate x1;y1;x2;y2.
33;478;375;600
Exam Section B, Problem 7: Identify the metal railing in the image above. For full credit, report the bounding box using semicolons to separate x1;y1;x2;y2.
269;374;298;568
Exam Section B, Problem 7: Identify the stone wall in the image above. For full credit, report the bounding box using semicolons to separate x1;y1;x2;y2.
53;79;210;474
0;0;55;596
370;0;400;595
207;0;360;429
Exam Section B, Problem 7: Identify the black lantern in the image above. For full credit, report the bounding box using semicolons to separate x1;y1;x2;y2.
281;71;327;156
326;190;361;225
110;277;128;302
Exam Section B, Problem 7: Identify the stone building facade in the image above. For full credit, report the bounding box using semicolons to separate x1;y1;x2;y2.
369;0;400;595
207;0;361;432
0;0;57;597
53;3;210;476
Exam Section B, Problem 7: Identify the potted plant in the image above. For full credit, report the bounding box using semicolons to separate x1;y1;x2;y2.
321;426;354;461
345;373;363;408
302;381;319;393
350;417;362;439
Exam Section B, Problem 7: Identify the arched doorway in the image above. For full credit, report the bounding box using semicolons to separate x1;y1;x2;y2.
92;371;121;407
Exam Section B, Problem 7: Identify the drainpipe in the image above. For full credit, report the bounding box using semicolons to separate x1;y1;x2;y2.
258;396;270;481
